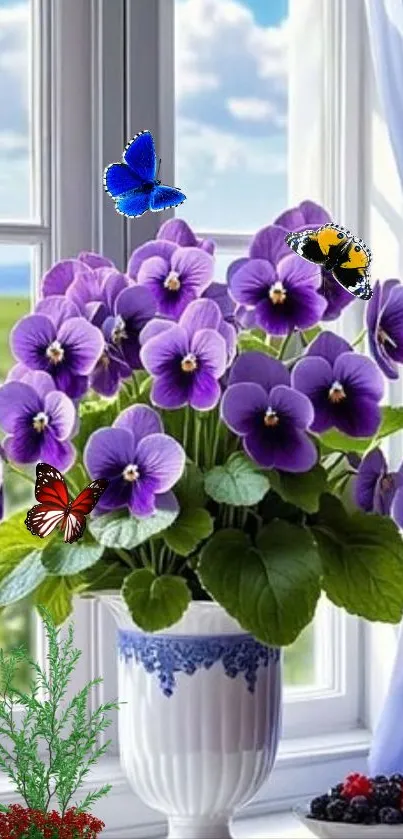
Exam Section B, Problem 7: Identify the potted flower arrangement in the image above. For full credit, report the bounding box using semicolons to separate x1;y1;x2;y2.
1;202;403;837
0;607;118;838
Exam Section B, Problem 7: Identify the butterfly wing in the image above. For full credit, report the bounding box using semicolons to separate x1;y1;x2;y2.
114;190;151;218
285;230;326;264
34;462;69;507
123;131;158;182
332;236;372;300
61;479;109;544
150;184;187;212
104;162;144;198
25;504;66;539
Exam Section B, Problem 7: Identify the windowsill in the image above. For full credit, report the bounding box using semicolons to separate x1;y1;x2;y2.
0;729;371;837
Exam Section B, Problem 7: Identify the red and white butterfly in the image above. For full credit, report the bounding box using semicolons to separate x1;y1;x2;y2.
25;463;109;544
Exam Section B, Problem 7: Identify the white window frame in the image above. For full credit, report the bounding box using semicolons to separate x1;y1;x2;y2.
0;0;394;833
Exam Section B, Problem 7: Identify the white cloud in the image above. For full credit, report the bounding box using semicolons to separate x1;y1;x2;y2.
175;0;288;123
227;96;285;125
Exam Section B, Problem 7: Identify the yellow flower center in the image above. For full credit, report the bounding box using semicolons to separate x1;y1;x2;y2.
123;464;140;482
378;328;397;349
111;316;127;345
181;353;197;373
269;281;287;305
264;407;279;427
46;340;64;364
164;271;181;292
328;380;346;403
32;411;49;432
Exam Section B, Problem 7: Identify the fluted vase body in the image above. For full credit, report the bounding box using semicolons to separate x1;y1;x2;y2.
100;595;282;839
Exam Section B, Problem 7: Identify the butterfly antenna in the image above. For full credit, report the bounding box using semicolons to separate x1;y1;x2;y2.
157;158;162;179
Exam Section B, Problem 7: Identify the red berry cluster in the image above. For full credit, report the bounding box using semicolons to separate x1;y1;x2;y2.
0;805;105;839
341;772;374;800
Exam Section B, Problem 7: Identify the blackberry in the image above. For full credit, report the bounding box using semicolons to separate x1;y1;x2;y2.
349;796;370;822
309;794;329;819
373;774;388;784
343;806;361;824
329;782;344;799
379;807;403;824
390;773;403;784
374;780;401;807
326;798;347;821
362;806;378;825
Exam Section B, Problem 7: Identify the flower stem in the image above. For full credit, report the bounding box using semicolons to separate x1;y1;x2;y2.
352;328;367;348
278;331;294;360
194;415;202;466
115;548;136;570
326;452;345;477
5;460;36;486
182;406;190;454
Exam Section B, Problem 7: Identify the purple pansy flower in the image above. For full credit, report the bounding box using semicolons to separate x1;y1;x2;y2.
274;200;351;321
292;331;384;437
0;458;3;520
11;313;103;400
140;298;227;411
41;258;93;298
84;404;185;517
89;285;156;397
366;279;403;380
229;249;326;335
78;251;115;270
134;244;213;320
391;479;403;529
274;199;331;231
354;448;401;516
157;218;215;255
66;268;129;321
221;352;317;472
35;296;82;328
0;371;76;470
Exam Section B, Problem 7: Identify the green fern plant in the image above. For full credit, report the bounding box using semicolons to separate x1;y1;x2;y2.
0;606;121;815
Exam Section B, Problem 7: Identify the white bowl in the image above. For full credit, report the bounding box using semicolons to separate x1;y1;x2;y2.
294;807;403;839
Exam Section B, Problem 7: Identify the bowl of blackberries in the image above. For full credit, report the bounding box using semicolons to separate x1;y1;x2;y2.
295;773;403;837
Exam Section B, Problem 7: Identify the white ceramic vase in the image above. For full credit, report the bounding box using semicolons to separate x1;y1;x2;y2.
100;594;282;839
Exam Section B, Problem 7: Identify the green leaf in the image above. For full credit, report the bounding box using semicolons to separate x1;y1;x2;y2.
204;452;270;506
302;325;322;344
89;506;178;549
237;331;274;356
174;461;206;508
268;464;328;514
0;551;47;606
0;511;52;579
41;539;105;575
198;522;321;646
33;574;86;625
74;397;118;455
313;498;403;623
81;555;128;593
319;406;403;455
163;508;214;556
122;568;191;631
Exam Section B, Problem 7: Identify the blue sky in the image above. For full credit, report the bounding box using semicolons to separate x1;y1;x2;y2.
174;0;289;235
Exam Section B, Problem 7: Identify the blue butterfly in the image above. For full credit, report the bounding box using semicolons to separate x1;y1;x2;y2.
104;130;186;218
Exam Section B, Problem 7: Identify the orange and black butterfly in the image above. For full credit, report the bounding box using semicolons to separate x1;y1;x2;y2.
285;223;372;300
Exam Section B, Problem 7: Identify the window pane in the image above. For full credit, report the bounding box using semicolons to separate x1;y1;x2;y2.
0;0;37;220
0;243;34;693
174;0;289;233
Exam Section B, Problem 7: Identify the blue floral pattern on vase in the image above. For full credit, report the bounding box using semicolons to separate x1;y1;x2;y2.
118;630;280;697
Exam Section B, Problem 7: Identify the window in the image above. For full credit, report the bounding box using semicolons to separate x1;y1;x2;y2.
0;0;372;828
0;0;49;693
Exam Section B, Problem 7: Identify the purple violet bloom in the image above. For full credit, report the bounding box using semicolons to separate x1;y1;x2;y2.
0;458;3;520
135;244;214;320
274;199;331;231
41;258;94;298
229;248;326;335
78;251;115;270
292;331;384;437
11;313;103;400
84;404;185;517
366;279;403;380
89;285;156;397
221;351;317;472
140;298;227;411
354;448;401;516
157;218;215;255
0;371;76;470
